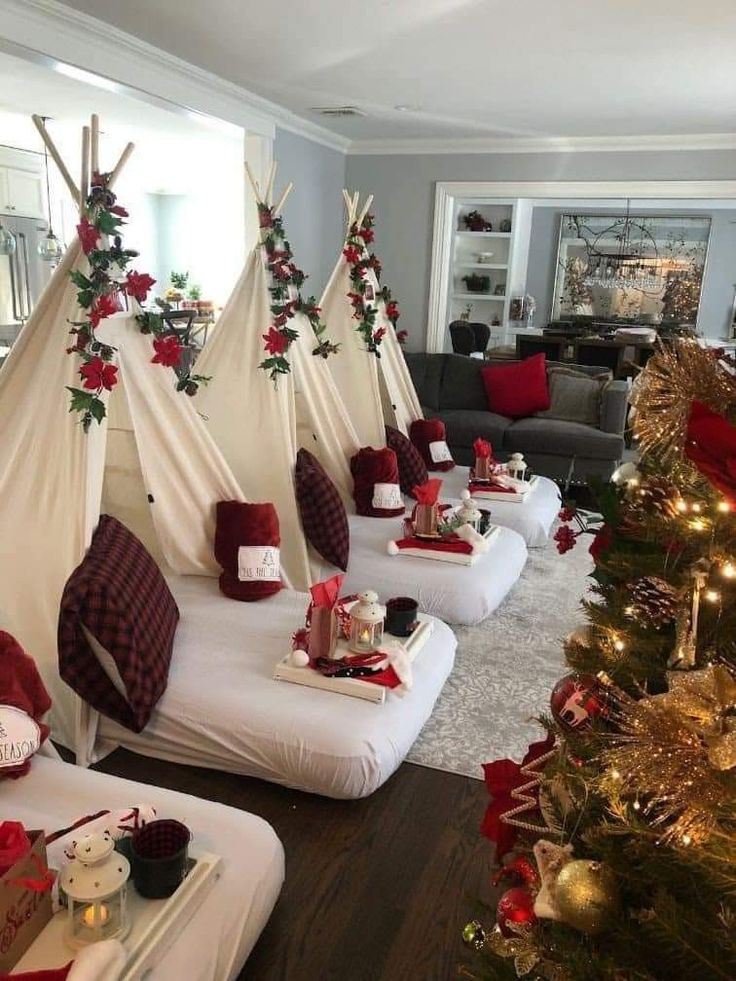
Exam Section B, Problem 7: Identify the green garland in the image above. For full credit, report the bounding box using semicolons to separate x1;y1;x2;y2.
258;203;338;381
343;213;405;356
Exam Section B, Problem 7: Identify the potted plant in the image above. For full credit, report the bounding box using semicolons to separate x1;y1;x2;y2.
165;271;189;308
462;273;491;294
462;210;492;232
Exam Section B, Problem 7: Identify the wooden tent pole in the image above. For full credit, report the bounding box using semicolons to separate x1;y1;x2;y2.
244;161;261;202
80;126;90;219
108;142;134;190
265;161;277;206
90;114;99;176
274;181;293;217
357;193;374;227
31;114;80;205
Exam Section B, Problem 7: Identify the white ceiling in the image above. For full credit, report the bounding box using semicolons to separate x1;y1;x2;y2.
56;0;736;144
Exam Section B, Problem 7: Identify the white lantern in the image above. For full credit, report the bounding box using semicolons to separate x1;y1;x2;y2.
457;490;482;532
59;834;130;950
507;452;528;481
349;590;385;654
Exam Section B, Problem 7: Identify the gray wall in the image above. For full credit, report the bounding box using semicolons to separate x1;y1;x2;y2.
345;149;736;350
274;128;347;298
526;205;736;337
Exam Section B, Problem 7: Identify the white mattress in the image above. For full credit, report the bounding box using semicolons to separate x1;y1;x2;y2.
7;756;284;981
339;515;528;625
98;577;456;799
433;468;561;548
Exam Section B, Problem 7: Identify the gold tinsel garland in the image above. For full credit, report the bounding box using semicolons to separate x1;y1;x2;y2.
630;340;736;466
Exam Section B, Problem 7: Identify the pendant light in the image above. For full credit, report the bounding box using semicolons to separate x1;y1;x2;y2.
38;117;63;263
0;222;15;256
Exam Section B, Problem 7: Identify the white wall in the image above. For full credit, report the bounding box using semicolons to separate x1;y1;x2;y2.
345;149;736;350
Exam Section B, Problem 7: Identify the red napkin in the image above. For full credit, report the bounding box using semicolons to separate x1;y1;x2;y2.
394;536;473;555
411;478;443;505
473;438;493;459
310;574;344;610
469;480;516;495
0;821;31;876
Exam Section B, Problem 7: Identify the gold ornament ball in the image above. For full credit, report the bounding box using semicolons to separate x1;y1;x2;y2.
461;919;486;949
554;860;619;934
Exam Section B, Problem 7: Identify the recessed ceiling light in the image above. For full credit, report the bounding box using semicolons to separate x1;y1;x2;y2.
394;104;421;112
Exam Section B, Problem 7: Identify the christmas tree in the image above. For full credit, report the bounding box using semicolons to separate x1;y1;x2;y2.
465;339;736;981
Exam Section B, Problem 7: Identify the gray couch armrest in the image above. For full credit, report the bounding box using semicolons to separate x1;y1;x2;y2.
600;380;629;435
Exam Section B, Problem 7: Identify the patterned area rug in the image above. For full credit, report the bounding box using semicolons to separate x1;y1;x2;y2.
407;526;594;779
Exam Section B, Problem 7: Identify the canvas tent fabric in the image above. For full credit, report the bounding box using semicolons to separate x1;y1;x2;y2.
195;238;362;592
319;194;423;440
9;755;284;979
0;244;244;753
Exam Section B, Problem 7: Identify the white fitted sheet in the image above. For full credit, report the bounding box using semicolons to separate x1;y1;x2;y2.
434;468;561;548
97;577;456;799
7;756;283;981
339;515;528;625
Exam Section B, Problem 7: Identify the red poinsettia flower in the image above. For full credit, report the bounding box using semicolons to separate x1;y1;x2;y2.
263;326;289;356
125;270;156;303
89;291;120;328
481;732;555;861
151;334;184;368
558;506;577;522
385;300;400;322
77;218;100;255
685;400;736;503
358;225;375;244
373;327;386;343
109;204;129;217
396;329;408;345
343;245;362;265
589;523;613;562
259;208;274;229
271;262;291;282
554;524;577;554
80;356;118;392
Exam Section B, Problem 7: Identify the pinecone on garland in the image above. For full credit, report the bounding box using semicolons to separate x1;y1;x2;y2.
627;576;681;627
635;475;682;519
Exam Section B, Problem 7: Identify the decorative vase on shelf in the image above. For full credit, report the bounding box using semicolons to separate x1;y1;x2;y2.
462;210;493;232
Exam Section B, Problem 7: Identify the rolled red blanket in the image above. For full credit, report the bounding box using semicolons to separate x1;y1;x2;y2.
214;501;283;601
0;631;52;780
350;447;405;517
409;418;455;471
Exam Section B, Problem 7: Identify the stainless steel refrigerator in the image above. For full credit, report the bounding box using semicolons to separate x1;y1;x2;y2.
0;214;55;354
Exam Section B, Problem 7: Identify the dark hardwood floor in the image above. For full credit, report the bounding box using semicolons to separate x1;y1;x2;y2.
91;751;495;981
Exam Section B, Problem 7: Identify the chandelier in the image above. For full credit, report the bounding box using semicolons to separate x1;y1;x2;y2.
579;202;661;292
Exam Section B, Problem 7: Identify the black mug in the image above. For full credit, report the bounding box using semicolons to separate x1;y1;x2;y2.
386;596;419;637
130;819;191;899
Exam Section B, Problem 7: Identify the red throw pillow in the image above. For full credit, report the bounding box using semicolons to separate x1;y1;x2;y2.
481;353;551;418
295;449;350;571
215;501;282;602
58;515;179;733
409;418;455;472
385;425;428;497
350;447;405;517
0;632;52;780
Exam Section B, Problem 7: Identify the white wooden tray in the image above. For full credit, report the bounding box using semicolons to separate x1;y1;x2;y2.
468;475;539;503
391;525;500;565
274;615;435;703
12;848;221;979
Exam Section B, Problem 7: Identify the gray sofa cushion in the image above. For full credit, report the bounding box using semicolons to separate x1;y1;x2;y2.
505;417;624;461
438;354;488;411
441;409;513;449
404;353;444;412
537;366;611;426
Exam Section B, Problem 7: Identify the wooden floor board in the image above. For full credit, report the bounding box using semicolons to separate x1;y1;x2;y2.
91;750;494;981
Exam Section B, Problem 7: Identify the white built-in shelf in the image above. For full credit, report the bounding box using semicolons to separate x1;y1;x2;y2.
455;231;512;238
453;292;506;301
454;262;508;270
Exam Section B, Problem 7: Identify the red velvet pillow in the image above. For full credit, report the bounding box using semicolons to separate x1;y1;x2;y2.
481;353;551;418
0;631;52;780
409;418;455;472
295;449;350;571
385;425;428;497
350;447;405;517
215;501;282;601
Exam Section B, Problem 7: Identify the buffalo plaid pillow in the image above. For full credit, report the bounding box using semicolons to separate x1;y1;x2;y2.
295;449;350;571
385;425;429;498
58;515;179;732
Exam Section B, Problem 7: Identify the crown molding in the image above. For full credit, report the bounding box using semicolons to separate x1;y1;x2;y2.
0;0;350;153
348;132;736;156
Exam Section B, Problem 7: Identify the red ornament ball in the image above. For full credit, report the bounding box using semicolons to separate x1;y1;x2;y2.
496;887;537;937
550;673;608;732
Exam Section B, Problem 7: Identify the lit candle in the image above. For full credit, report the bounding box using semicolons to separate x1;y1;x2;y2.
359;627;371;644
82;903;109;928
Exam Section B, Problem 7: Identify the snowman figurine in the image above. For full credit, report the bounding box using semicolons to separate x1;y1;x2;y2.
507;452;528;482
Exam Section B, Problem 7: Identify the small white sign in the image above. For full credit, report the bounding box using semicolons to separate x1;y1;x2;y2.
0;704;41;768
429;440;453;464
238;545;281;582
372;482;403;510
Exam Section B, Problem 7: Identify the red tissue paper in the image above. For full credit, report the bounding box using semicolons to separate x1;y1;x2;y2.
411;478;443;506
473;438;493;459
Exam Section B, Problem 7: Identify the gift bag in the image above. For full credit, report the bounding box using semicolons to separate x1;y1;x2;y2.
0;830;53;972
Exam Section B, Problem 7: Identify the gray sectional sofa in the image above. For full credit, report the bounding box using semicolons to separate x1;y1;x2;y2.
404;353;628;481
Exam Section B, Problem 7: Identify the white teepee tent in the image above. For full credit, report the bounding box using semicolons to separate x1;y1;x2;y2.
320;191;423;440
0;118;244;754
195;164;361;590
